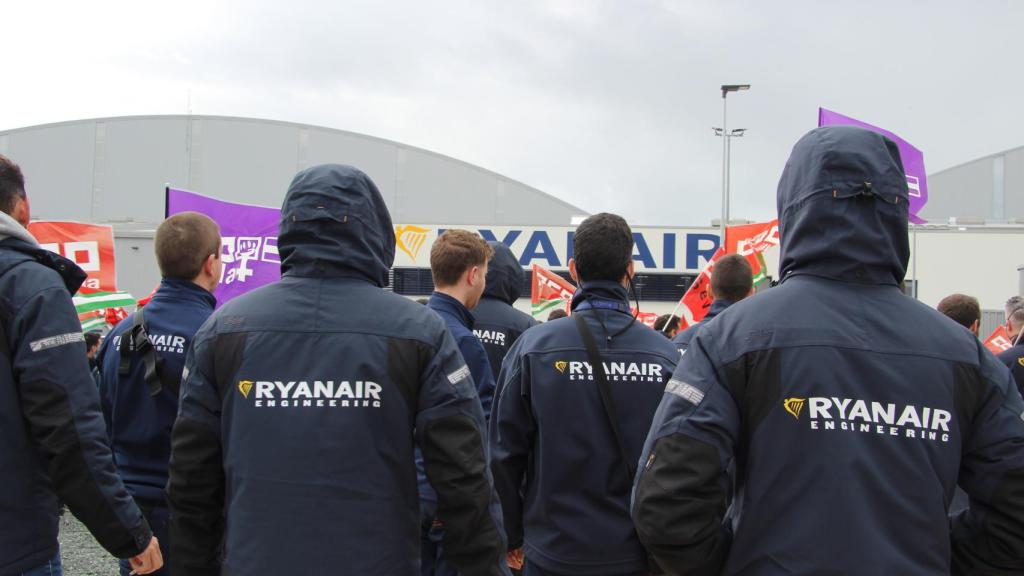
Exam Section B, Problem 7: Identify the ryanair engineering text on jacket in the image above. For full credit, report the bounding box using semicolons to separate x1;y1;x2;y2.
490;281;678;575
0;213;151;574
166;165;508;576
472;241;539;382
632;126;1024;575
97;278;216;503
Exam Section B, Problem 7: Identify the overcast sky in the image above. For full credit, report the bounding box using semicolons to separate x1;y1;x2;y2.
2;0;1021;226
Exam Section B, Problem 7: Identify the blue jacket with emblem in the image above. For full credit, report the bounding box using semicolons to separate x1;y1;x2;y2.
490;281;678;575
997;343;1024;396
97;278;216;503
632;126;1024;576
0;213;151;574
166;165;508;576
672;298;734;353
472;241;539;382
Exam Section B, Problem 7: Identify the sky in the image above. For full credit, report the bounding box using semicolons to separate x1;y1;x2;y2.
2;0;1022;226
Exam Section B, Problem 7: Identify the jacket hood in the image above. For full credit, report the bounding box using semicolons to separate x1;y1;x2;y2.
0;212;39;246
777;125;910;286
279;164;395;286
483;241;523;304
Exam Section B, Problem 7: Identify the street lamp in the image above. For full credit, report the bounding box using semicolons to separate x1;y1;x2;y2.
715;84;750;243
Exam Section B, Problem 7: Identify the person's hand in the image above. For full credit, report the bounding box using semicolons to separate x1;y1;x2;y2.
128;536;163;575
506;547;524;570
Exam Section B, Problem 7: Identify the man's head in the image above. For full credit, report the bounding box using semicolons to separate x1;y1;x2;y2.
569;213;634;286
0;155;30;227
709;254;754;303
430;229;493;310
84;331;102;359
654;314;681;338
155;212;222;293
547;308;568;321
937;294;981;336
1006;295;1024;342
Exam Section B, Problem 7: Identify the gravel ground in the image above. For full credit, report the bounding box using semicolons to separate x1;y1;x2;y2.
58;512;120;575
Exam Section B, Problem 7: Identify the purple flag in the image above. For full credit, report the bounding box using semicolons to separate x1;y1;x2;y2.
818;108;928;224
165;187;282;306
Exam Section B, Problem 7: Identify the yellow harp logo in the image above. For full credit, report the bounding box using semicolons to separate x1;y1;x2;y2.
395;225;430;262
554;361;568;374
783;397;806;420
238;380;254;399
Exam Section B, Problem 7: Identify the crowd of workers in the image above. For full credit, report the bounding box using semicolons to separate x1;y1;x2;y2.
3;124;1024;576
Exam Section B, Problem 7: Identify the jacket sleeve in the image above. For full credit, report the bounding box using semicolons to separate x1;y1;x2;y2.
631;330;735;576
951;346;1024;575
95;331;116;441
417;328;510;576
167;327;225;576
10;285;151;558
488;338;533;549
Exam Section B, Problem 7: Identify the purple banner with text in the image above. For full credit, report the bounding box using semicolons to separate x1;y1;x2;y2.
818;108;928;224
165;187;281;306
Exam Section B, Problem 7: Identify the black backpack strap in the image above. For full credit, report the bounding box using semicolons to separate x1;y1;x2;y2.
573;313;636;480
119;307;180;397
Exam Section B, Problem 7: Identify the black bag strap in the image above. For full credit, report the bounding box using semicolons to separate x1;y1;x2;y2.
573;312;636;480
118;307;180;397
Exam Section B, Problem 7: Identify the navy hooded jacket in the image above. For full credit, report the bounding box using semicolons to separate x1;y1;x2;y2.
633;126;1024;575
672;298;733;353
97;278;216;503
0;213;151;573
490;281;678;575
472;241;539;382
167;165;508;576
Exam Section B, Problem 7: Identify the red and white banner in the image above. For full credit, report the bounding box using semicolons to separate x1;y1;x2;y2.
531;264;576;318
984;326;1015;355
29;221;117;293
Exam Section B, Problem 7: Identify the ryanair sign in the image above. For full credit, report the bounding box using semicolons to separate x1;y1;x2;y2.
392;224;728;273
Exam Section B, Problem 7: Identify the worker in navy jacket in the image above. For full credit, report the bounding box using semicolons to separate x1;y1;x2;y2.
97;211;221;576
472;241;539;382
491;213;678;575
633;126;1024;575
0;154;162;575
167;165;508;576
672;253;754;353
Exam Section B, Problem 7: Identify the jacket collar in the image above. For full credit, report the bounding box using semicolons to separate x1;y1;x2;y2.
703;298;734;322
154;277;217;309
570;280;631;315
428;291;475;329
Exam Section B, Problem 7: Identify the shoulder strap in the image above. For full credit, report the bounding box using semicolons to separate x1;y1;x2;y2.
119;307;180;397
573;312;636;480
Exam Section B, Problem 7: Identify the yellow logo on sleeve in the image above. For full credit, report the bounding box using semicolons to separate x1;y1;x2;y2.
554;361;568;374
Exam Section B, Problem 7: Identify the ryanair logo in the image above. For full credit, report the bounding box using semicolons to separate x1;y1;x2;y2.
238;380;254;399
783;397;806;419
395;225;430;261
783;396;952;444
238;380;383;409
560;361;664;382
1018;357;1024;368
554;361;568;374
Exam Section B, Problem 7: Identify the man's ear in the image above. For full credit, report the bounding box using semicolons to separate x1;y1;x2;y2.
568;259;579;284
626;260;635;280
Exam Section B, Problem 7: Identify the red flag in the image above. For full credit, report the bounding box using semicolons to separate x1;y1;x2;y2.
676;247;726;329
137;285;159;308
105;307;129;326
724;219;780;275
984;326;1015;355
634;311;659;328
29;221;118;293
531;264;576;318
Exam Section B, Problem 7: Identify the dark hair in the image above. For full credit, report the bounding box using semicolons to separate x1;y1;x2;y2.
547;308;568;321
430;229;493;287
937;294;980;330
154;212;221;280
84;331;102;349
654;314;680;333
0;155;26;215
711;254;753;303
573;213;633;282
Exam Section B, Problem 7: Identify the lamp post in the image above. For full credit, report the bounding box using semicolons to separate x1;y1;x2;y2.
715;84;750;244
